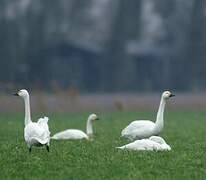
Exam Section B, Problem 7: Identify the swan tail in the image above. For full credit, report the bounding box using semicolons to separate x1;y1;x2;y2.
30;137;49;145
50;135;58;140
50;133;68;140
116;146;125;150
121;129;126;137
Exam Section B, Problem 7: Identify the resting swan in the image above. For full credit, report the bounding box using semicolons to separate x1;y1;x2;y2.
121;91;175;140
51;114;99;140
14;89;50;152
117;136;171;151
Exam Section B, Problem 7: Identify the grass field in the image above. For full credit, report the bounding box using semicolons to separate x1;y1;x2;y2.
1;111;206;180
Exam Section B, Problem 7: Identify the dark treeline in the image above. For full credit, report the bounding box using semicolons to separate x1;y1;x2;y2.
0;0;206;92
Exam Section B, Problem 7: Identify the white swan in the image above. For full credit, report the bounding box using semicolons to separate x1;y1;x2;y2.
117;136;171;151
14;89;50;152
51;114;99;140
121;91;175;140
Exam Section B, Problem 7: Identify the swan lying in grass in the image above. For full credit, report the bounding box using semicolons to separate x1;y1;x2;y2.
117;136;171;151
51;114;99;140
14;89;50;152
121;91;175;140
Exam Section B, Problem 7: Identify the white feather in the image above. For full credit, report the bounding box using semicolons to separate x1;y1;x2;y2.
117;136;171;151
121;91;174;140
51;129;88;140
16;89;50;149
51;114;98;140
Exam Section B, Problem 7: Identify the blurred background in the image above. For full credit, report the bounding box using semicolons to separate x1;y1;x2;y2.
1;0;206;112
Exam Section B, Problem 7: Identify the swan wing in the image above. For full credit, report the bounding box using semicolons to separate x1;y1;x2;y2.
37;117;49;129
121;120;155;140
117;139;155;151
37;116;49;123
24;122;50;146
149;136;171;151
37;117;50;136
51;129;88;140
117;139;171;151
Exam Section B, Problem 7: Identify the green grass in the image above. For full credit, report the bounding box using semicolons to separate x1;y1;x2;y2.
0;111;206;180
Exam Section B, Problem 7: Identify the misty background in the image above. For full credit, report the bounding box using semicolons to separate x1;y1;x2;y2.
0;0;206;112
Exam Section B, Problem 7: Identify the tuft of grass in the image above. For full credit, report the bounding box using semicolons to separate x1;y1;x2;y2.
0;111;206;179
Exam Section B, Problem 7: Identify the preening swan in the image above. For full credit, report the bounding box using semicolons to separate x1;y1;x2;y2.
51;114;99;140
14;89;50;152
121;91;174;140
117;136;171;151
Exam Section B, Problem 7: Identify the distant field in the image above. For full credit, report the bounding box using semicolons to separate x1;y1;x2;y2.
1;111;206;179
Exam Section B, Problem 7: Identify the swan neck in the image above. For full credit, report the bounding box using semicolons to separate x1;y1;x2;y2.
86;117;93;136
155;97;166;131
23;95;32;126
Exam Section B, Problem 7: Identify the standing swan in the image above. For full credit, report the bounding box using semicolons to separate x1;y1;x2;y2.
51;114;99;140
117;136;171;151
121;91;175;140
14;89;50;152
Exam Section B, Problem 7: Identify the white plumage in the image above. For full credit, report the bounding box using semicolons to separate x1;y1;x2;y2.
14;89;50;152
121;120;156;140
51;129;89;140
51;114;98;140
24;117;50;146
117;136;171;151
121;91;175;141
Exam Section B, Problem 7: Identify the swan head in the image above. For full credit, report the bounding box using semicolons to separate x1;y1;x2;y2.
88;114;99;121
13;89;29;98
162;91;175;100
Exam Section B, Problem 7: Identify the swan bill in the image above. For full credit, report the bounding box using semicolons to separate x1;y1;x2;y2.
169;94;175;97
13;93;19;96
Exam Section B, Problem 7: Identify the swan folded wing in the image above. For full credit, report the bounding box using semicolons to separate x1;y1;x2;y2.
37;117;49;127
121;120;155;140
132;139;155;150
149;136;171;151
118;139;153;150
37;117;50;134
118;139;165;151
25;123;50;145
146;141;170;151
37;116;49;123
52;129;88;140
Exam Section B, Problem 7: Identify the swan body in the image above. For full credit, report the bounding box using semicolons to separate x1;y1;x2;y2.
121;91;174;141
14;89;50;152
121;120;157;140
24;117;50;146
117;136;171;151
51;114;98;140
51;129;89;140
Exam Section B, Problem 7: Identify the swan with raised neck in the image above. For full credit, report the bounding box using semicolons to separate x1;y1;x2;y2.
51;114;99;140
86;114;98;136
13;89;50;152
121;91;174;140
14;89;31;126
154;91;174;133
